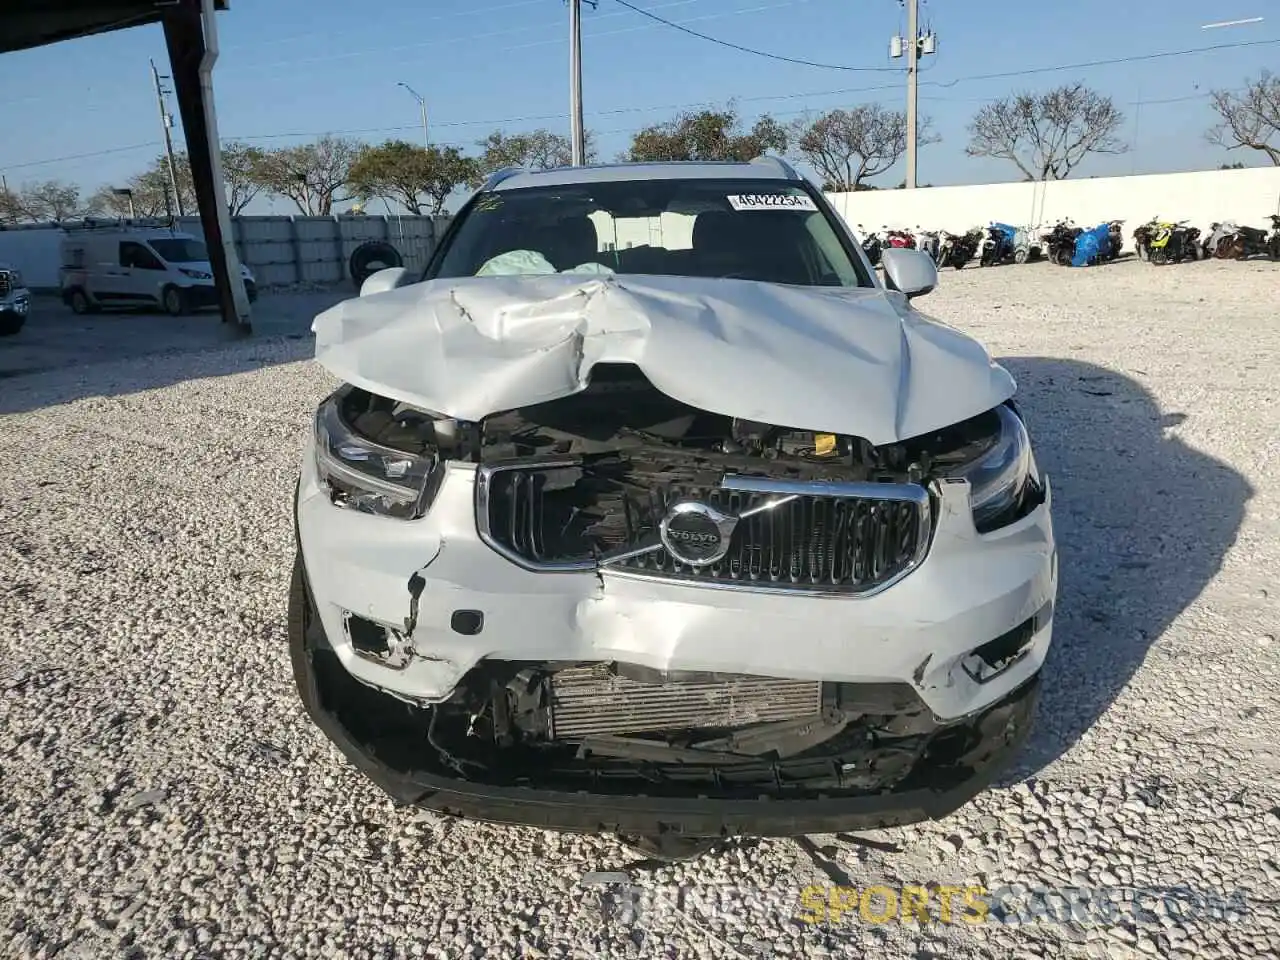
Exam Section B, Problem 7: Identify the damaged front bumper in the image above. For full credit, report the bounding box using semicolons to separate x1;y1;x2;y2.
290;552;1042;838
294;448;1056;721
291;444;1056;837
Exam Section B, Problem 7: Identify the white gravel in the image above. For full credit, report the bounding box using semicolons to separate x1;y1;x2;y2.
2;258;1279;959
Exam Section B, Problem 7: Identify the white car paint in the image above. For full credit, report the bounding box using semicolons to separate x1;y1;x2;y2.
296;438;1055;722
312;272;1016;447
299;273;1055;722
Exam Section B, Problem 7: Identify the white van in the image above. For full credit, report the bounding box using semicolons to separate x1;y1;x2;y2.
59;223;256;316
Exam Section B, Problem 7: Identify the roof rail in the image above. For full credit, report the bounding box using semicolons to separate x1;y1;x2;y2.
482;166;526;191
749;155;803;180
60;215;179;233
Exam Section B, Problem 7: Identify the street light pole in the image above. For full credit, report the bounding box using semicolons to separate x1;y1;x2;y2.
398;82;429;149
569;0;585;165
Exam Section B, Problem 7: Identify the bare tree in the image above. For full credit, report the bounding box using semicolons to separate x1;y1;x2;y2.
473;129;596;182
791;105;937;190
627;106;787;162
14;180;88;221
1207;71;1280;166
0;184;22;224
252;135;363;215
966;83;1127;180
220;142;269;214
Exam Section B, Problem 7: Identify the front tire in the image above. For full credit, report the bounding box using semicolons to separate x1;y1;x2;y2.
0;312;23;336
68;289;92;315
162;285;188;316
1013;248;1028;265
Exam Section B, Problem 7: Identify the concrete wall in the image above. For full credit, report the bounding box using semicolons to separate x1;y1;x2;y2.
0;214;447;290
828;168;1280;246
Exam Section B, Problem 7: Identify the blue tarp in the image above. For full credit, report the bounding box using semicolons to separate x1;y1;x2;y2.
1071;223;1112;267
991;222;1018;241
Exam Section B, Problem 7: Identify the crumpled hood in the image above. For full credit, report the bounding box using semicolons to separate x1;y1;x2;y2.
311;273;1015;445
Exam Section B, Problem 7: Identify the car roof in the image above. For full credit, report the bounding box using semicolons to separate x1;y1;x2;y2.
485;156;806;192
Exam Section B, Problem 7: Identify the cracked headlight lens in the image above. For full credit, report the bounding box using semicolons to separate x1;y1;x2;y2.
944;403;1036;533
314;394;442;519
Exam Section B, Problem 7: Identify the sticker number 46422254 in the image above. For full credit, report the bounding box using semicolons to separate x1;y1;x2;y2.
727;193;818;212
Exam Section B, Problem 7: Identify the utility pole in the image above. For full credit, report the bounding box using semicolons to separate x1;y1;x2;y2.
398;82;429;149
890;0;936;189
151;59;185;217
568;0;585;165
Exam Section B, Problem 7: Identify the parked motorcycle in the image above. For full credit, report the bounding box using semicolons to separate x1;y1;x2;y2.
1133;218;1157;261
1012;225;1044;264
885;228;916;250
1202;221;1232;259
915;227;940;263
1217;216;1280;260
980;223;1017;266
1042;220;1080;266
1106;220;1125;260
1146;220;1196;264
943;228;983;269
857;224;882;266
1071;223;1113;267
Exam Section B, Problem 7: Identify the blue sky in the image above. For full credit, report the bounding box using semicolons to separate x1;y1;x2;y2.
0;0;1274;213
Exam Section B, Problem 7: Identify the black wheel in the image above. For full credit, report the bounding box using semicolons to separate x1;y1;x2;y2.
0;312;23;336
1270;237;1280;261
68;288;92;315
1151;248;1169;265
162;285;187;316
349;241;404;288
1013;248;1028;265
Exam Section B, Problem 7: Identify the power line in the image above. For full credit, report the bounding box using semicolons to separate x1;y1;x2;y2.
926;37;1280;88
7;34;1274;175
609;0;899;71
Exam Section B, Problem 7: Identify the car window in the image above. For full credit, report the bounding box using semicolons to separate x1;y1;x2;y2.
119;241;164;270
150;238;208;263
430;178;869;288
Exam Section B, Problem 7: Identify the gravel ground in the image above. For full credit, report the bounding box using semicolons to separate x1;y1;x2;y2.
2;258;1278;959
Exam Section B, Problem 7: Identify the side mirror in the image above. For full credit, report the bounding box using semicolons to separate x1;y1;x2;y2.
880;248;937;299
359;266;412;298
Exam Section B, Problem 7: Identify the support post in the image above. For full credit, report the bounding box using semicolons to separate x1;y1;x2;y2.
162;0;251;331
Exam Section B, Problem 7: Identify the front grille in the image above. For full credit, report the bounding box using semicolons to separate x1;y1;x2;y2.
479;462;929;593
549;664;822;738
0;273;10;297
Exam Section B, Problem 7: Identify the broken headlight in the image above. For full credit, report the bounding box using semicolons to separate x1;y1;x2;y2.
314;394;442;520
943;403;1036;533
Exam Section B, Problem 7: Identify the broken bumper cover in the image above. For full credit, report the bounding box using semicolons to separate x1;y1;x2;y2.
290;555;1043;838
294;448;1056;722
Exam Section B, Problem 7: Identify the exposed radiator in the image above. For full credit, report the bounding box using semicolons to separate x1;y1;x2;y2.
548;663;823;739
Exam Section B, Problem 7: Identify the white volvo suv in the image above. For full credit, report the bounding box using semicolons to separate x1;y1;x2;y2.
289;158;1057;858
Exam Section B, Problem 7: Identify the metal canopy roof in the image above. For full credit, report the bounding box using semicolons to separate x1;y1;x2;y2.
0;1;228;55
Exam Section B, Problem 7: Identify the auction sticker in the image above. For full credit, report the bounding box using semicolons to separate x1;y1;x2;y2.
727;193;818;211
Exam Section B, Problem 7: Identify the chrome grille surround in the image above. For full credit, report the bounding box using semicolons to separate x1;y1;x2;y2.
475;461;934;597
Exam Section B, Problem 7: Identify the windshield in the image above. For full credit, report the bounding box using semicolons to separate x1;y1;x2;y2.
149;238;208;263
431;178;870;288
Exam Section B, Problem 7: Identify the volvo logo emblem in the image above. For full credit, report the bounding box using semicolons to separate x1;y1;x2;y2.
659;501;740;567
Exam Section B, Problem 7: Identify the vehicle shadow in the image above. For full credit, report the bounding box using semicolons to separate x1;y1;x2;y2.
0;290;341;416
996;356;1251;777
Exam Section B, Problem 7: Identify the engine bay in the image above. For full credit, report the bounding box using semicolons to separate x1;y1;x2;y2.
338;361;1004;481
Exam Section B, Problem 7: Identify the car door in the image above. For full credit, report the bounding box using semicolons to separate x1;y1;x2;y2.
114;241;164;304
